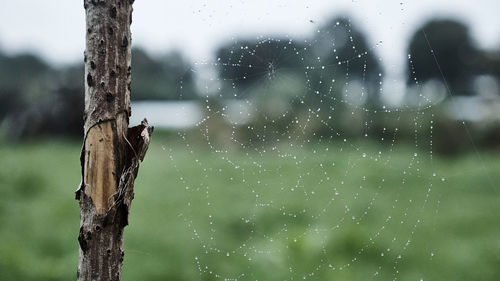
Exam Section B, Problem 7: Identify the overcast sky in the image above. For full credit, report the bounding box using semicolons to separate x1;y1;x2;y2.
0;0;499;75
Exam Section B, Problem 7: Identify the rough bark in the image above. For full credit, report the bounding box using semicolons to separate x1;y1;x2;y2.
76;1;153;280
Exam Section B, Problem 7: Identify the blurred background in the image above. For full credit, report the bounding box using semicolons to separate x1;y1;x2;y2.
1;0;499;280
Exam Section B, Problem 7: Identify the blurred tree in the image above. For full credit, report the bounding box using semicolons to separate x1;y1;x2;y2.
131;48;198;100
0;61;84;139
0;52;51;119
309;16;383;107
215;38;307;98
44;65;84;137
0;53;49;88
476;49;500;82
0;51;58;139
407;19;478;96
0;46;200;140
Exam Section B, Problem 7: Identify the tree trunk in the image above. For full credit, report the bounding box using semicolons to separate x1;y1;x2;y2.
76;1;153;280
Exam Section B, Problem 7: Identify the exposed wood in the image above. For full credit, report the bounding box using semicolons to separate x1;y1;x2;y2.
76;1;152;280
83;121;118;214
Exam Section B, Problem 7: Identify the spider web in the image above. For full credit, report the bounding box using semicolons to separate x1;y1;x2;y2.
161;6;445;281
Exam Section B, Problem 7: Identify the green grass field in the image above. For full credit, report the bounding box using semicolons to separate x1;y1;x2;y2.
0;136;499;281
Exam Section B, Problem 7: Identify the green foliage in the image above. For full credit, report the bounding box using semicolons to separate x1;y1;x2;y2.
0;139;499;281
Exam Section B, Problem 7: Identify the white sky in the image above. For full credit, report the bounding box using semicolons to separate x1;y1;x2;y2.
0;0;499;76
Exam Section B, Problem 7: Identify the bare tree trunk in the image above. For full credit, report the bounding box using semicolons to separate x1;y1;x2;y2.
76;1;153;280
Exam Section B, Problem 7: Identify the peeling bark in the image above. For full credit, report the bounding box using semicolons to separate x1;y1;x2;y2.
76;1;152;280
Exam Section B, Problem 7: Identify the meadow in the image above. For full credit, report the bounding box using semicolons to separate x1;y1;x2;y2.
0;135;499;281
